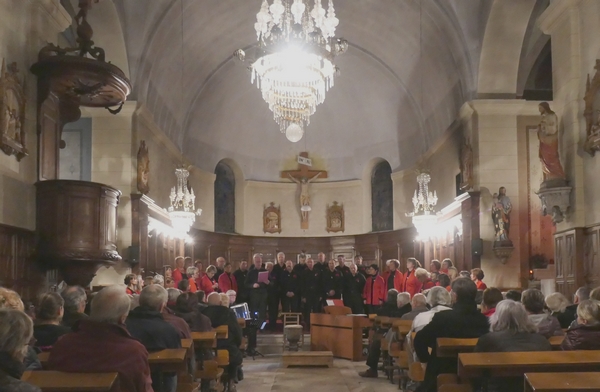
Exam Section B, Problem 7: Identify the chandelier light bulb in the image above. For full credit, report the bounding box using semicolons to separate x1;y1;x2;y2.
285;123;304;142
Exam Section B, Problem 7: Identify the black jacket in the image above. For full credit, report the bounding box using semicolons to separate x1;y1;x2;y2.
300;268;321;299
125;306;181;352
0;352;41;392
61;311;88;329
378;302;412;319
414;301;490;392
33;324;71;351
321;268;343;298
293;263;307;275
344;272;366;295
553;304;577;329
280;269;300;295
201;305;243;367
232;269;248;296
245;268;268;293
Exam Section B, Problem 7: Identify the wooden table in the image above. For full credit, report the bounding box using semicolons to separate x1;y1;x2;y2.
148;348;187;373
458;350;600;380
310;314;371;361
437;336;565;358
191;331;216;349
525;372;600;392
22;370;119;392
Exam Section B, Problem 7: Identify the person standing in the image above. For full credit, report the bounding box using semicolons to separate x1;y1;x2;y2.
245;254;268;321
404;258;423;298
322;259;343;303
233;261;249;305
280;261;299;313
214;257;226;282
293;254;307;274
300;258;321;328
266;262;280;330
354;255;367;277
200;266;219;295
383;259;404;292
218;263;238;293
335;255;350;276
344;263;366;314
363;264;386;314
273;252;287;316
172;256;185;288
314;252;327;274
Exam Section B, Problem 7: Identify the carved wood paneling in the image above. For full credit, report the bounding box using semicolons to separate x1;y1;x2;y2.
554;228;584;299
584;225;600;288
0;224;46;302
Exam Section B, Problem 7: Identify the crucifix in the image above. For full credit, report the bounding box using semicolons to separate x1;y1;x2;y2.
281;152;328;229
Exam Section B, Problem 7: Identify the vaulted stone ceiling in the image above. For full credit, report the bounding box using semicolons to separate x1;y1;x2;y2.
113;0;493;181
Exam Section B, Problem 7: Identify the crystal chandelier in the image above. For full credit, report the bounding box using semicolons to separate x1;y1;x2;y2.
236;0;348;142
406;172;439;240
167;166;202;237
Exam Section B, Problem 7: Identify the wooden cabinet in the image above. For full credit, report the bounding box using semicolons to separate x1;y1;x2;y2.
554;228;584;299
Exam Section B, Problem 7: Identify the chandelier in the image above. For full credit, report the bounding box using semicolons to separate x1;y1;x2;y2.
406;172;439;240
167;166;202;237
235;0;348;142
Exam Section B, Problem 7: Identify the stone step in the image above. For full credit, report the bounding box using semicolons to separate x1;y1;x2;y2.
254;334;312;355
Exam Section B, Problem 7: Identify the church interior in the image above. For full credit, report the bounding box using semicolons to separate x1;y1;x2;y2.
2;0;600;391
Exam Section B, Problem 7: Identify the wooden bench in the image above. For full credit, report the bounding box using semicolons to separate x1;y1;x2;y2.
148;348;188;373
458;350;600;381
190;331;217;350
21;370;119;392
524;372;600;392
437;336;565;358
281;351;333;368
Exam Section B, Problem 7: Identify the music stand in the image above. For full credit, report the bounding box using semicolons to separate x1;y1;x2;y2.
245;318;265;359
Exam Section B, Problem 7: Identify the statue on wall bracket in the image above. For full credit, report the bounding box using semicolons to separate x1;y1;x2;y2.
136;140;150;194
263;202;281;234
492;186;514;264
0;60;28;161
535;102;572;224
326;201;344;233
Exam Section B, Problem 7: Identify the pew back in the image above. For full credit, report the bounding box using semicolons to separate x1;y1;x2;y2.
21;370;119;392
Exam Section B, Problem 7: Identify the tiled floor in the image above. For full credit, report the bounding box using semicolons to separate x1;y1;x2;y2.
238;355;403;392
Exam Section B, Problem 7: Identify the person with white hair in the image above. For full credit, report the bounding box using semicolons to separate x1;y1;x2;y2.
411;287;452;333
152;273;165;286
475;300;551;392
60;286;88;328
545;292;576;328
226;290;237;305
246;253;268;321
0;309;41;392
48;285;153;392
401;293;429;320
126;285;181;392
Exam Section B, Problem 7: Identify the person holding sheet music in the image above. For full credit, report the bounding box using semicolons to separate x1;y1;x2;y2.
245;253;268;322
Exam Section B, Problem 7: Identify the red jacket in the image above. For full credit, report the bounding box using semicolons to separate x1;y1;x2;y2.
363;274;386;305
188;277;198;293
476;280;487;290
404;270;422;298
421;278;435;291
173;268;185;287
200;274;216;294
218;272;238;293
48;320;153;392
382;270;405;292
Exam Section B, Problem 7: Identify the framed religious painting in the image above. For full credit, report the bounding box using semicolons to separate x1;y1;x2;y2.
0;60;27;161
263;202;281;234
326;201;344;233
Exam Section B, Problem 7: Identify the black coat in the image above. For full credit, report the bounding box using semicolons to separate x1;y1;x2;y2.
414;301;490;392
0;352;41;392
553;304;577;329
232;269;248;297
293;263;307;275
280;269;300;295
245;268;268;293
321;268;343;298
201;305;243;367
299;268;321;299
33;324;71;351
125;306;181;352
344;273;366;296
378;302;412;319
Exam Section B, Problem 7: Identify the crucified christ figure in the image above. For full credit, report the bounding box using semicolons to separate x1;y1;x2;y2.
288;172;322;222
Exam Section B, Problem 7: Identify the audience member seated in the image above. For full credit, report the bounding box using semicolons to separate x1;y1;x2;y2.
401;293;428;320
60;286;88;329
174;292;212;332
0;288;41;371
202;293;243;383
414;278;489;392
437;273;451;292
411;287;452;333
33;292;70;352
522;289;563;338
471;268;487;290
458;270;470;279
481;287;503;317
48;285;153;392
359;290;409;379
475;300;552;392
126;285;180;392
162;289;191;339
165;278;175;289
591;287;600;301
546;292;577;329
0;309;41;392
226;290;237;306
177;279;190;293
152;274;165;286
561;299;600;350
196;291;208;311
504;290;522;302
567;286;591;327
415;268;435;291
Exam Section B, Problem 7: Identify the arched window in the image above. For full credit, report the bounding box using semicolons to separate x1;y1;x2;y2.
214;161;235;233
372;161;393;232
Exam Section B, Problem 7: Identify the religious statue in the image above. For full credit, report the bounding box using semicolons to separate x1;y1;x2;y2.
263;202;281;234
136;140;150;194
492;186;512;243
460;137;473;191
288;172;321;221
0;60;27;161
538;102;566;182
326;201;344;233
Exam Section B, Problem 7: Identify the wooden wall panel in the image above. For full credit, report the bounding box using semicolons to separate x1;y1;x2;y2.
555;228;584;299
584;225;600;288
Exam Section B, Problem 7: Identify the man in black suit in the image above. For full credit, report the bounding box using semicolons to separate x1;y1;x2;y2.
245;254;268;321
299;257;321;328
414;278;490;392
233;261;249;305
280;260;299;313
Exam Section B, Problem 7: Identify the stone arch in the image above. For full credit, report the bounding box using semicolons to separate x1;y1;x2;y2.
371;160;394;232
477;0;537;97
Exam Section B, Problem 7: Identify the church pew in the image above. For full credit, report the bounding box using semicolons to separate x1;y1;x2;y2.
148;348;188;373
437;336;564;357
21;370;119;392
190;331;217;350
524;372;600;392
457;350;600;381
